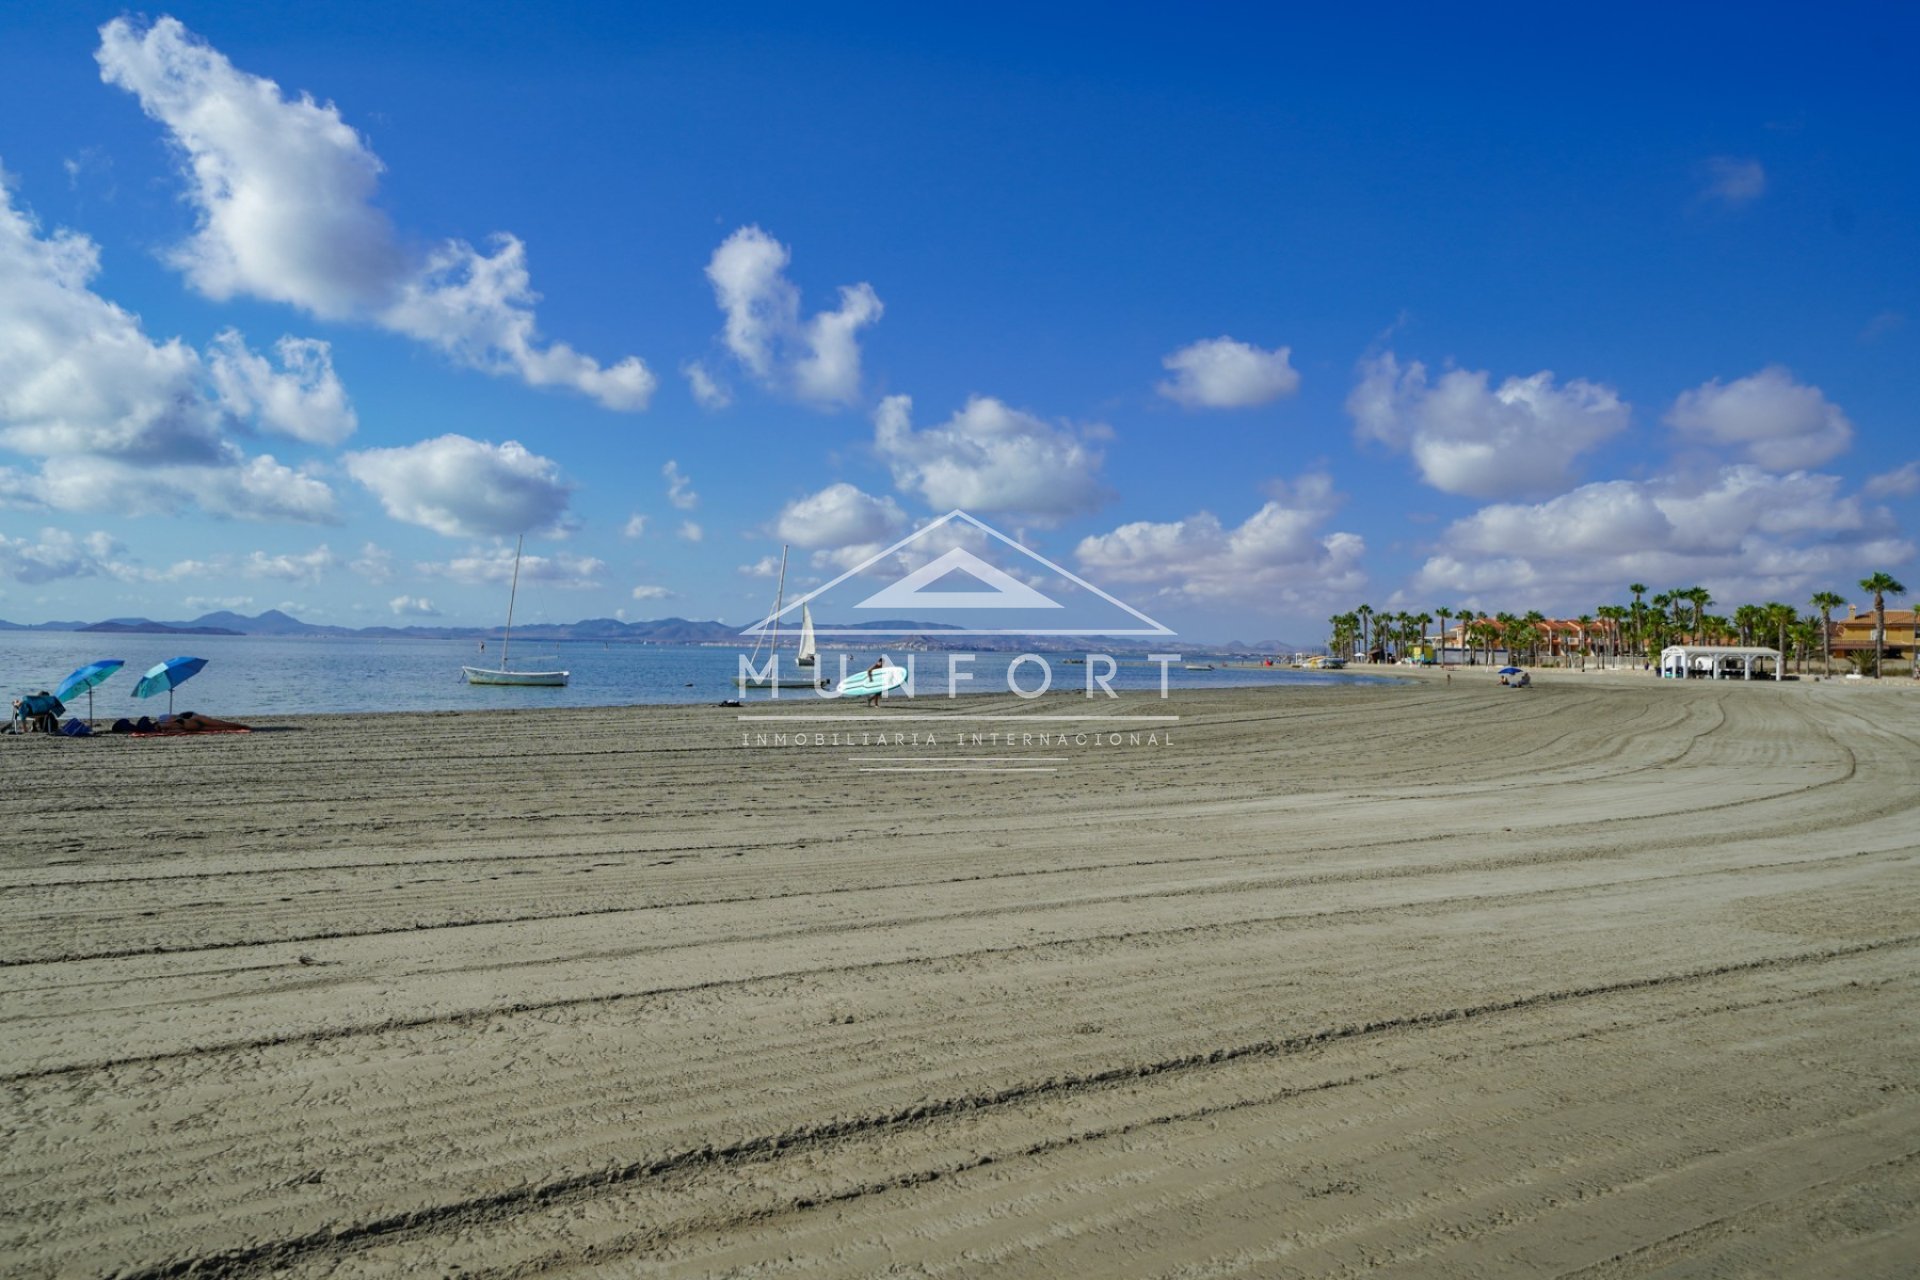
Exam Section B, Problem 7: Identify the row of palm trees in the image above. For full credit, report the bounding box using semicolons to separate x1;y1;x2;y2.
1329;572;1910;677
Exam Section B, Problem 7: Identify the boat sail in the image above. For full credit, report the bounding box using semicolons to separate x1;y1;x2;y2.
462;536;570;687
736;545;823;689
796;605;817;668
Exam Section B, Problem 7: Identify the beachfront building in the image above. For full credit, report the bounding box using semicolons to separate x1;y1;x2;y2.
1659;645;1783;680
1824;604;1917;668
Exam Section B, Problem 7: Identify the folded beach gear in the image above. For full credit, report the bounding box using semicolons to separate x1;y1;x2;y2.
59;718;91;736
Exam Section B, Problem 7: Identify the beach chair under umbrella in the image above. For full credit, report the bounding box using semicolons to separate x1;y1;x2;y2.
56;659;125;724
132;656;207;717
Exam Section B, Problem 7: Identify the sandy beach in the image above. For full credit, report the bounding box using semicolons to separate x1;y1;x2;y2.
2;674;1916;1277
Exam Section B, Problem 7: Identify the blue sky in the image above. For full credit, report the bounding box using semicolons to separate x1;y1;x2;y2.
2;3;1915;642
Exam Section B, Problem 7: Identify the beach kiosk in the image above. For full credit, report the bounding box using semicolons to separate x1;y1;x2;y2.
1659;645;1784;681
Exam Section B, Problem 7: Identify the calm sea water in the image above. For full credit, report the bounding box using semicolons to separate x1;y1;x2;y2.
0;631;1383;718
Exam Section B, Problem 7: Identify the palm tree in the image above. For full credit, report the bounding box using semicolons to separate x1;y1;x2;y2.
1356;604;1374;663
1628;583;1647;659
1858;573;1908;678
1763;603;1796;681
1575;614;1594;670
1436;607;1453;663
1686;587;1713;642
1810;590;1844;676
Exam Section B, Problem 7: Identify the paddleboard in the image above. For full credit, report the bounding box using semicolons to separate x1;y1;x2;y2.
836;666;908;699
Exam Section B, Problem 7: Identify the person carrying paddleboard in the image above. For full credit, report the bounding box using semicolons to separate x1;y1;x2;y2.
864;657;887;707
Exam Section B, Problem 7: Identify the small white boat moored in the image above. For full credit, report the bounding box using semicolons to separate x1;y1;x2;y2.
463;536;570;688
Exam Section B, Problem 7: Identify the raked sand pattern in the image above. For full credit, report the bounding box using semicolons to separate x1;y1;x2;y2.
2;676;1917;1277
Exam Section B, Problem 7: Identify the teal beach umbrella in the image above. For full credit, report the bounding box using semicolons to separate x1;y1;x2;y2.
132;656;207;716
55;659;125;723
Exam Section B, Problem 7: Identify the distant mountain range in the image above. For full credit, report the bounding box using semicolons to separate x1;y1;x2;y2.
0;609;1303;653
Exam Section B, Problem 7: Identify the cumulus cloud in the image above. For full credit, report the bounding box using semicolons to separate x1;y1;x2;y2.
33;453;337;522
1157;336;1300;409
771;481;910;572
241;544;339;582
428;544;604;588
1075;473;1366;606
1700;156;1766;207
1865;461;1920;499
677;520;704;543
0;527;125;584
0;167;344;521
738;554;782;578
874;394;1109;522
622;513;649;538
775;482;906;549
1665;366;1854;470
350;542;394;583
663;459;698;509
1410;466;1912;611
1347;352;1630;499
682;359;731;410
705;225;881;407
630;584;671;601
389;595;438;616
95;16;653;410
344;435;571;538
206;329;355;445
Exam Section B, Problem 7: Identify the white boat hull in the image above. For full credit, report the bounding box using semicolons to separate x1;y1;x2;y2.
463;666;569;687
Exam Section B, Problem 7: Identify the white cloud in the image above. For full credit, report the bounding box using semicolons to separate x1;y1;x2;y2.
874;393;1109;522
0;527;124;584
663;459;698;509
0;167;344;521
34;453;337;522
1347;352;1630;499
738;554;782;578
350;541;394;583
775;482;906;548
1075;473;1366;606
1665;366;1854;469
1157;336;1300;409
381;235;654;410
183;595;251;612
96;16;653;410
1865;461;1920;499
242;544;339;583
677;520;704;543
1700;156;1766;207
772;481;910;572
630;584;672;601
622;513;649;538
206;329;356;445
429;544;604;588
344;435;570;538
1410;466;1912;611
705;225;881;407
682;359;731;410
389;595;438;616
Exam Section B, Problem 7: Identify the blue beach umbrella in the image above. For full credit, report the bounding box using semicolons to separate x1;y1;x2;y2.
132;656;208;716
55;659;125;723
1498;666;1523;675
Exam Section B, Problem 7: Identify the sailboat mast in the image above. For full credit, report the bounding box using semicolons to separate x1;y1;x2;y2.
502;534;523;670
769;544;788;652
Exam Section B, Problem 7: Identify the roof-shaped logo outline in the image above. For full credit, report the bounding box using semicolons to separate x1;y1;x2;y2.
740;510;1175;637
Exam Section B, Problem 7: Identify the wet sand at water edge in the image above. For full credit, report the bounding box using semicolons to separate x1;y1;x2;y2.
2;675;1917;1277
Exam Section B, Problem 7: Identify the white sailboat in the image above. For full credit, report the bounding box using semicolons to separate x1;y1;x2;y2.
736;545;823;689
463;536;570;687
796;605;817;668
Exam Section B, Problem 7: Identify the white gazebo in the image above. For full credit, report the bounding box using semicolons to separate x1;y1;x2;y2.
1659;645;1784;681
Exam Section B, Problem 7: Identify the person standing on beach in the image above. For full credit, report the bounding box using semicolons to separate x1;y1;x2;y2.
864;657;887;708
